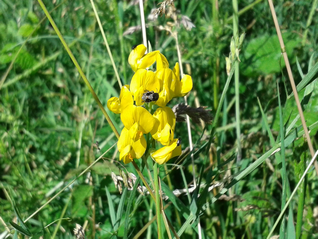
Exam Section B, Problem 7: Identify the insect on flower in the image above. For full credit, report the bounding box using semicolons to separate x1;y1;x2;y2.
142;90;159;103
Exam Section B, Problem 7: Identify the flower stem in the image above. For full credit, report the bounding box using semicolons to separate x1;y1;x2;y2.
154;163;163;239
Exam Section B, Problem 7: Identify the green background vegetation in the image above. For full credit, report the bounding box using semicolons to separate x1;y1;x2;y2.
1;0;318;238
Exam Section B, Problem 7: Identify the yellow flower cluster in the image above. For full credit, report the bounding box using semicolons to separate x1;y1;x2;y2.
107;44;193;164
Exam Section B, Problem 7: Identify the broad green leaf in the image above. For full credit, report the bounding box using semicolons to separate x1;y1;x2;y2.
241;33;300;76
18;24;34;38
28;11;39;24
72;185;93;217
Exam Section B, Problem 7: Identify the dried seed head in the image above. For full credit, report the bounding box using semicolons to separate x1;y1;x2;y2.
172;103;212;124
180;15;195;31
121;171;128;188
118;181;123;194
123;26;142;36
111;172;118;188
148;8;159;21
153;0;175;17
128;178;134;190
73;224;85;239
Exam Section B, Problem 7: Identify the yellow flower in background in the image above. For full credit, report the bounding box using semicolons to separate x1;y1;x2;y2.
117;127;147;164
128;44;169;72
151;139;181;164
151;106;176;145
107;85;133;114
121;105;156;134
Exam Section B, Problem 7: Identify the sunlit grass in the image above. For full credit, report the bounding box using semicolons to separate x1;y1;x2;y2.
1;0;318;238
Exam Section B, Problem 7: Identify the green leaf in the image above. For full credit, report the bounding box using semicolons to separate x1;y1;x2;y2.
242;33;300;76
115;188;127;231
28;11;39;24
18;24;34;38
72;185;93;217
92;162;120;175
105;186;116;227
10;221;32;237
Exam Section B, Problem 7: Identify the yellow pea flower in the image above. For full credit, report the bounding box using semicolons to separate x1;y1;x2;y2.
128;44;169;72
151;139;181;165
107;85;133;114
117;127;147;164
151;106;176;145
121;105;156;134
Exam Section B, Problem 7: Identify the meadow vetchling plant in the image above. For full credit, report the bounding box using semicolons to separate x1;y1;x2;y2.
107;44;193;164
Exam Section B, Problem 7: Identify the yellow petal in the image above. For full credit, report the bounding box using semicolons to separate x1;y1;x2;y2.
129;122;143;141
156;53;169;70
151;139;181;164
119;85;133;111
156;85;171;107
120;105;136;130
130;70;158;106
128;44;147;72
121;105;156;134
107;86;132;114
117;127;130;152
134;86;145;106
107;97;121;114
132;134;147;159
151;106;176;145
138;51;169;70
155;69;173;106
172;63;193;97
117;127;146;163
134;106;156;133
180;74;193;96
173;63;180;80
130;69;147;95
119;145;134;164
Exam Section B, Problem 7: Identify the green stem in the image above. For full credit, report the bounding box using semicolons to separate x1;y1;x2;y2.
301;0;318;46
277;81;287;238
212;0;220;110
154;163;163;239
232;0;241;162
132;161;156;201
37;0;120;139
226;0;263;24
51;194;71;239
296;159;307;239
